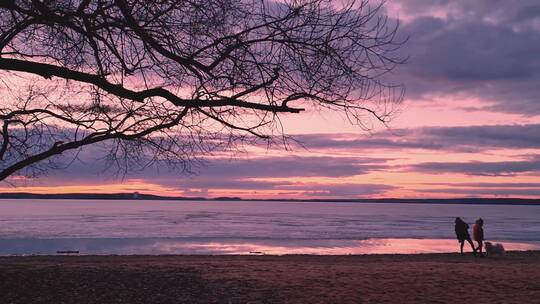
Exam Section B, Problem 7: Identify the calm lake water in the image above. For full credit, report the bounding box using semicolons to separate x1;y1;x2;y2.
1;199;539;255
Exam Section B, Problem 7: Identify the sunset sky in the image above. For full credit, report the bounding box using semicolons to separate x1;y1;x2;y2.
2;0;540;199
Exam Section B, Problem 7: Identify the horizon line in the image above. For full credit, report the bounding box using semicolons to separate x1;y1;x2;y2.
1;192;540;205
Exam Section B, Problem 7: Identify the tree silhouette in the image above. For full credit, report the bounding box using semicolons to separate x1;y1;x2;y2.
0;0;404;181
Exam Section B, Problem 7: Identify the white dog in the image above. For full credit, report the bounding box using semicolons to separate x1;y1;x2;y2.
484;241;505;256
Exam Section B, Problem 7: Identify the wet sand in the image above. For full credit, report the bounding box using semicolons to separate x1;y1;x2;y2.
1;251;540;303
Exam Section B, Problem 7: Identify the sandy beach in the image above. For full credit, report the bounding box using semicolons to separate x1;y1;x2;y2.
1;251;540;304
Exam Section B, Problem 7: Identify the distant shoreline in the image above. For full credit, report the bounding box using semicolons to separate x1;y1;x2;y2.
1;192;540;205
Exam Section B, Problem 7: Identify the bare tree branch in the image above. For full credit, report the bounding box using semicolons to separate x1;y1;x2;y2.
0;0;405;181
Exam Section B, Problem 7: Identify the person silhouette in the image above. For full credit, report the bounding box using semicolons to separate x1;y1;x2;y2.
455;217;477;255
473;218;485;257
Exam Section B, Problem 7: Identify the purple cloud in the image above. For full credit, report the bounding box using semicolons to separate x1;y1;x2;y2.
386;0;540;115
422;188;540;196
293;124;540;152
409;155;540;176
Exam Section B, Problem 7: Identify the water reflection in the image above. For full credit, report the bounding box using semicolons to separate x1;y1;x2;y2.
1;238;538;256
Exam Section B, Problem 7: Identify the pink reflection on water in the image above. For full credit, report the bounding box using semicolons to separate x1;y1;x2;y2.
149;238;540;255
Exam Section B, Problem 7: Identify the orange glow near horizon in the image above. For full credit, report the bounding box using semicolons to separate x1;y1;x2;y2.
0;181;181;196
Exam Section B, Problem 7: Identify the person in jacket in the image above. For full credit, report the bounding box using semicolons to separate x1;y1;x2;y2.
473;218;485;256
455;217;477;255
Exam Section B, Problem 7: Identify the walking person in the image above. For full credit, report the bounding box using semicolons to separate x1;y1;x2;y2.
473;218;485;257
455;217;477;255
